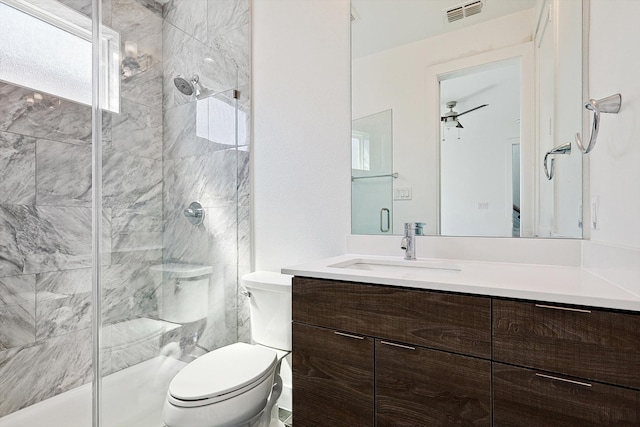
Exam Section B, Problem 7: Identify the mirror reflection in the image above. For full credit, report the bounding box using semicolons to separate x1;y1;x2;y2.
351;0;584;238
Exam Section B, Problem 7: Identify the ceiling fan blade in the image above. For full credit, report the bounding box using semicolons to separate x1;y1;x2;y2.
456;121;463;129
456;104;488;117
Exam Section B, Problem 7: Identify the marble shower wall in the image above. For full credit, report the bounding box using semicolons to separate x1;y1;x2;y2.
0;0;163;417
0;82;98;418
161;0;251;352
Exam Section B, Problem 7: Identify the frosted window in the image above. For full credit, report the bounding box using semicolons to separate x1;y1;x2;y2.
0;0;119;112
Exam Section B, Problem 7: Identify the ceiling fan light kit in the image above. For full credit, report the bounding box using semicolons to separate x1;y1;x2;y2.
440;100;488;131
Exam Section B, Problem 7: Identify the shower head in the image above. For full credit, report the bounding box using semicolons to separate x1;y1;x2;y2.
173;74;215;100
174;74;199;96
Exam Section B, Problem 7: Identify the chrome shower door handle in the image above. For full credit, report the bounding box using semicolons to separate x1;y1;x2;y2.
380;208;390;233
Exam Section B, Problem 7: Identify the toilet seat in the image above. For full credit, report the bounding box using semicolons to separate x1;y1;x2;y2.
167;343;277;409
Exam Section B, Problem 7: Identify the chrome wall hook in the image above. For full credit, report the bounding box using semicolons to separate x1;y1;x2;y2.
575;93;622;154
544;141;572;180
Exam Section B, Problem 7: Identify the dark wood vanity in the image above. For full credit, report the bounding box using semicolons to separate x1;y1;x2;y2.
291;277;640;426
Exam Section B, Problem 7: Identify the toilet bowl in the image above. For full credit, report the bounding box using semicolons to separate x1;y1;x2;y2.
163;271;293;427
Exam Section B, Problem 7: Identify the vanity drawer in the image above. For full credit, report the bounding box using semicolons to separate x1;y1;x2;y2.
493;362;640;426
493;299;640;389
292;277;491;358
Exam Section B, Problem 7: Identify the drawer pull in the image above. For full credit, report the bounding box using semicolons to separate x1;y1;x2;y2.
334;331;365;340
535;373;592;387
380;341;416;350
535;304;591;313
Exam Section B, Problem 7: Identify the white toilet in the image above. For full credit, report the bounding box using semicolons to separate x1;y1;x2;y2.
163;271;293;427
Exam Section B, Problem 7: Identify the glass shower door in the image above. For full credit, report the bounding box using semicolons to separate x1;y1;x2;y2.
351;109;394;234
97;0;250;425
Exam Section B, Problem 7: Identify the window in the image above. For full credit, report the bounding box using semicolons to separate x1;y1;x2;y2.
0;0;120;112
351;131;370;171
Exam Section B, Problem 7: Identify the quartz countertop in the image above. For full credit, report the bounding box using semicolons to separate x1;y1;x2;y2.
282;254;640;312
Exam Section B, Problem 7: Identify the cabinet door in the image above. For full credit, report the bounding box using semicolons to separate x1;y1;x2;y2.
292;322;374;427
376;339;491;427
493;299;640;389
493;362;640;426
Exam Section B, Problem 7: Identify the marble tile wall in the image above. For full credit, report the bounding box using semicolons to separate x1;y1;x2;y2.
0;113;97;413
162;0;251;352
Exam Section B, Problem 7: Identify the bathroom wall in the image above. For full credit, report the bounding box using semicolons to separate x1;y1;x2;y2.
252;0;351;273
583;0;640;292
160;0;252;348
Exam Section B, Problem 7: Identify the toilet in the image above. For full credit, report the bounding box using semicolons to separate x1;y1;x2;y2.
163;271;293;427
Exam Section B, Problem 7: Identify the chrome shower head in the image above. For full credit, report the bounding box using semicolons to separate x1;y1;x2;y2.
174;74;199;96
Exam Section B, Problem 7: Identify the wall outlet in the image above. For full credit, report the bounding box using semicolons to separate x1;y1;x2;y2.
478;201;489;210
394;187;412;200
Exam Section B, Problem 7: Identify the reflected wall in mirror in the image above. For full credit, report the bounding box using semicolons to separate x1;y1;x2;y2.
351;0;584;238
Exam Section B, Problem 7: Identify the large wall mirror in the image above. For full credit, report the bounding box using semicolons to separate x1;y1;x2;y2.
351;0;585;238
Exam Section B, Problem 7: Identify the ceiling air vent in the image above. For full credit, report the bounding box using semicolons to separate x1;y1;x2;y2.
445;0;484;24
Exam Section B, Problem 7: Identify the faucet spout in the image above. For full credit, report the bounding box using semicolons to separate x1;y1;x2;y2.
400;236;409;251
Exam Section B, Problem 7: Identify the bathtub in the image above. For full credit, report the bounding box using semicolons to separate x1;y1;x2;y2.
0;354;186;427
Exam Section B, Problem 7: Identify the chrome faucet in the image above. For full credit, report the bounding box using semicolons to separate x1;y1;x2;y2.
400;222;416;260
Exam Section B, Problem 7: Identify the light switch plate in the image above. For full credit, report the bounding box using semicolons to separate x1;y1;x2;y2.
394;187;412;200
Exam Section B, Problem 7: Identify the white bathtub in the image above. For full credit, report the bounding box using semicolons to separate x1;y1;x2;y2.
0;355;186;427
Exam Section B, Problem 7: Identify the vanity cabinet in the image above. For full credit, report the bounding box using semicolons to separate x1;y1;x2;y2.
292;276;640;426
292;277;492;426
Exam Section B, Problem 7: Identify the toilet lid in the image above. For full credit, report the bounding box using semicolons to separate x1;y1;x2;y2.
168;343;277;401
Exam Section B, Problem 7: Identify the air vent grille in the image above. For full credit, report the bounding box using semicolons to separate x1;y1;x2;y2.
465;1;483;17
445;0;484;23
446;7;464;22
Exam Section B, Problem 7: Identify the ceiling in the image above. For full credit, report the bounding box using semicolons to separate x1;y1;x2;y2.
351;0;536;58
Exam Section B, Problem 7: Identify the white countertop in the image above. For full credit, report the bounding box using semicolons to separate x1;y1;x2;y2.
282;254;640;312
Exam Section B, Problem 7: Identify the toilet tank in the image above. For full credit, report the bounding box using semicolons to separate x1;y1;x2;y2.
150;263;213;324
242;271;293;351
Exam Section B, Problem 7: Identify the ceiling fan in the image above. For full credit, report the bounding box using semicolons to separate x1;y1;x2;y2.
440;101;488;128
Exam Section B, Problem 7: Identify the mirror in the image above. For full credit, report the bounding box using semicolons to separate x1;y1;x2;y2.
351;0;584;238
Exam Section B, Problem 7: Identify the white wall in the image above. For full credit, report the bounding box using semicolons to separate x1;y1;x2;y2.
252;0;352;272
352;9;535;235
588;0;640;249
582;0;640;294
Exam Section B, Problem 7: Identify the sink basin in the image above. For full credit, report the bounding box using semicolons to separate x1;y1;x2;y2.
329;258;462;278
